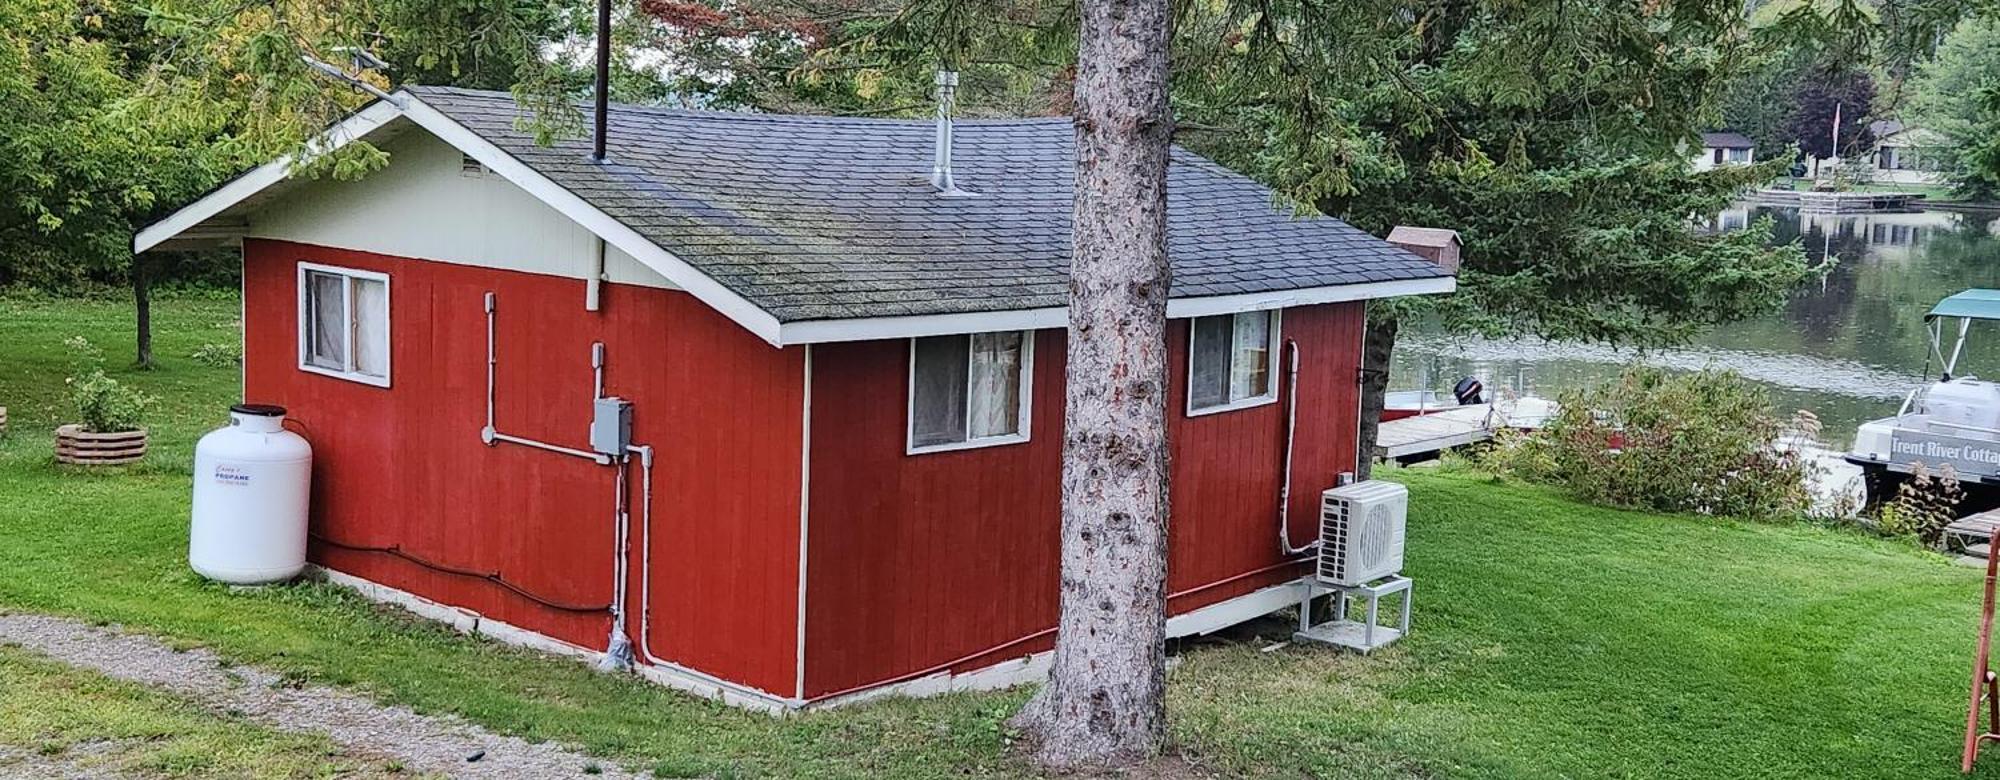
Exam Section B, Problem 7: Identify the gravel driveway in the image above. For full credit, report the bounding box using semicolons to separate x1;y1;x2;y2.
0;612;641;778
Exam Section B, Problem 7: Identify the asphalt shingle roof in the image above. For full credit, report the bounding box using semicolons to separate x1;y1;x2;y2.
409;86;1449;323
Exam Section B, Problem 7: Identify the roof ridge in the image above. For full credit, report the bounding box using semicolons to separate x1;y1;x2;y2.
403;84;1068;127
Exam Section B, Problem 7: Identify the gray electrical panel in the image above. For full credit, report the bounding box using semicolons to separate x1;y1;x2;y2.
590;397;632;456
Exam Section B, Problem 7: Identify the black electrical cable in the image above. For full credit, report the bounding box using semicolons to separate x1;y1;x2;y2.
280;414;609;614
310;533;611;614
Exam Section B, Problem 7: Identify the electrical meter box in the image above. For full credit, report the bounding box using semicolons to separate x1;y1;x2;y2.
590;397;632;456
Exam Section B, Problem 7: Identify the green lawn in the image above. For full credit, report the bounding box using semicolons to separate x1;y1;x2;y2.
3;294;1999;778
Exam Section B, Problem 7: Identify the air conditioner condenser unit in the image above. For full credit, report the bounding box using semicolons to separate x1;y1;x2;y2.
1317;480;1408;587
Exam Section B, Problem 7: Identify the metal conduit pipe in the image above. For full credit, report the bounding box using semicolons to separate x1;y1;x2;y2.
1278;339;1319;556
622;443;791;701
479;292;611;464
479;291;627;670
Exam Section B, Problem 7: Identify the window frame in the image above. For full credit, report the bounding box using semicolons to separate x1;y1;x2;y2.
296;261;392;388
1185;309;1282;417
904;330;1035;455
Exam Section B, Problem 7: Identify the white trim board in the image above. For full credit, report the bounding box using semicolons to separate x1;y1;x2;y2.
394;98;785;345
804;576;1315;710
311;564;804;714
134;89;1456;348
774;276;1455;346
315;561;1312;715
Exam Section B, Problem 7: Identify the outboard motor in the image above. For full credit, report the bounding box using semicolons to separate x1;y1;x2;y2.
1453;376;1485;406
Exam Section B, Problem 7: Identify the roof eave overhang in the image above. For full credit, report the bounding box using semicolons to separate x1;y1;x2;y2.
775;274;1456;345
135;90;1456;350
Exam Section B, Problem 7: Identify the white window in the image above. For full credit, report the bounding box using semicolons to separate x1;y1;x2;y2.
297;263;390;387
1187;310;1279;415
1724;147;1751;163
907;331;1033;453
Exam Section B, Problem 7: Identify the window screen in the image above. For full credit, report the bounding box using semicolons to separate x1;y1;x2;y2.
910;331;1030;451
1188;310;1278;413
297;264;389;385
305;271;347;371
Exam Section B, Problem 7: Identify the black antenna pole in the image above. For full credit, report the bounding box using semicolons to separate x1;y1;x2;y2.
592;0;610;162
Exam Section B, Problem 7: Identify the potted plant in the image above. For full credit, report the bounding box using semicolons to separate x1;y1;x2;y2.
55;337;154;466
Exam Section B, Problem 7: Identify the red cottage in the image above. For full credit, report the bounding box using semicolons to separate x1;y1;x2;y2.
137;86;1455;711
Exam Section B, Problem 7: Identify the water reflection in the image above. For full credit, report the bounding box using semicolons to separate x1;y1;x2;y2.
1393;206;2000;441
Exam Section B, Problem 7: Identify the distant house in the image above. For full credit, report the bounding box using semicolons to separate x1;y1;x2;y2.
1692;132;1757;171
1868;120;1948;186
133;87;1455;711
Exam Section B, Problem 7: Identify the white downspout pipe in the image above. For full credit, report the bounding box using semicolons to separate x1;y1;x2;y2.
1278;339;1317;556
585;237;606;312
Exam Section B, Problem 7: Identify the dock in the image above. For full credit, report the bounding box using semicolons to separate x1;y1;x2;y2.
1374;397;1556;462
1746;189;1922;214
1946;511;2000;559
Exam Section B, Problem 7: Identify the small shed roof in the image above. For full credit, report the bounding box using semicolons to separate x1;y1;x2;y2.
1700;132;1755;149
1386;226;1460;249
1930;289;2000;321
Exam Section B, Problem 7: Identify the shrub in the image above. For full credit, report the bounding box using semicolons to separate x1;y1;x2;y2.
1876;463;1966;545
189;342;243;367
62;336;153;433
1482;366;1816;519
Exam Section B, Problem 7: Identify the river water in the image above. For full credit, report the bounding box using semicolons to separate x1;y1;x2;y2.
1391;205;2000;445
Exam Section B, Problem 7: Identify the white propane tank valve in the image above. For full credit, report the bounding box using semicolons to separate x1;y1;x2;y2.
190;404;312;584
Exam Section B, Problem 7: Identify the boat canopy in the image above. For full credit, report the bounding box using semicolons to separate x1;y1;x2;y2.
1929;289;2000;321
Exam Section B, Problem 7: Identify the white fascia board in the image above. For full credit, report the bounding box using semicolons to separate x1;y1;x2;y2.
133;100;406;254
777;306;1068;345
775;276;1457;344
397;95;786;346
1164;275;1457;319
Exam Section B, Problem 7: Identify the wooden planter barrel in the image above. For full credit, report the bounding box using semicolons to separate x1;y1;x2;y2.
55;424;147;466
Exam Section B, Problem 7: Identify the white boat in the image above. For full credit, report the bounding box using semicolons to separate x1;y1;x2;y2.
1849;289;2000;504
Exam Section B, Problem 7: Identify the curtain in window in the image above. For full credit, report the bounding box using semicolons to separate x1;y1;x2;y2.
352;278;388;377
968;332;1023;438
1189;316;1231;409
911;335;970;447
1229;311;1271;401
306;272;347;370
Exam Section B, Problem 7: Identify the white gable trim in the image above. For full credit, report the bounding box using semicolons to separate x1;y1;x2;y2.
133;100;405;255
136;90;785;345
774;275;1455;345
395;98;785;345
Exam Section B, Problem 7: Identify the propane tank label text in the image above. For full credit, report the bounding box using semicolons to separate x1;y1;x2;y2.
212;465;252;487
1889;432;2000;474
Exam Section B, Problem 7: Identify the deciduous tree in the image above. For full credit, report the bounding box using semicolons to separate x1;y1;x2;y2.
1907;16;2000;197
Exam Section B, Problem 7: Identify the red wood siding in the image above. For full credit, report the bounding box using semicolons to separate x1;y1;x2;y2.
802;304;1365;698
243;239;804;696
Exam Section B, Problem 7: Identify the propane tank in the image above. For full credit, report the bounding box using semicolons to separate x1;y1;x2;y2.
190;404;312;584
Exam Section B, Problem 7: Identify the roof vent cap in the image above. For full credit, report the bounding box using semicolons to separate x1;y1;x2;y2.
931;69;973;197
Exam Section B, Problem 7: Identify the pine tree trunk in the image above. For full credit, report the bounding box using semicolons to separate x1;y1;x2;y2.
1355;315;1398;480
133;258;153;370
1010;0;1174;769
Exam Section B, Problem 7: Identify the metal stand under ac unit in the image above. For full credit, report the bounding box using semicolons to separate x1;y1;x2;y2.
1293;575;1411;654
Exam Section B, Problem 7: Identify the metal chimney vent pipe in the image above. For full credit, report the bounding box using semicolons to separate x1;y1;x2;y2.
931;70;967;195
